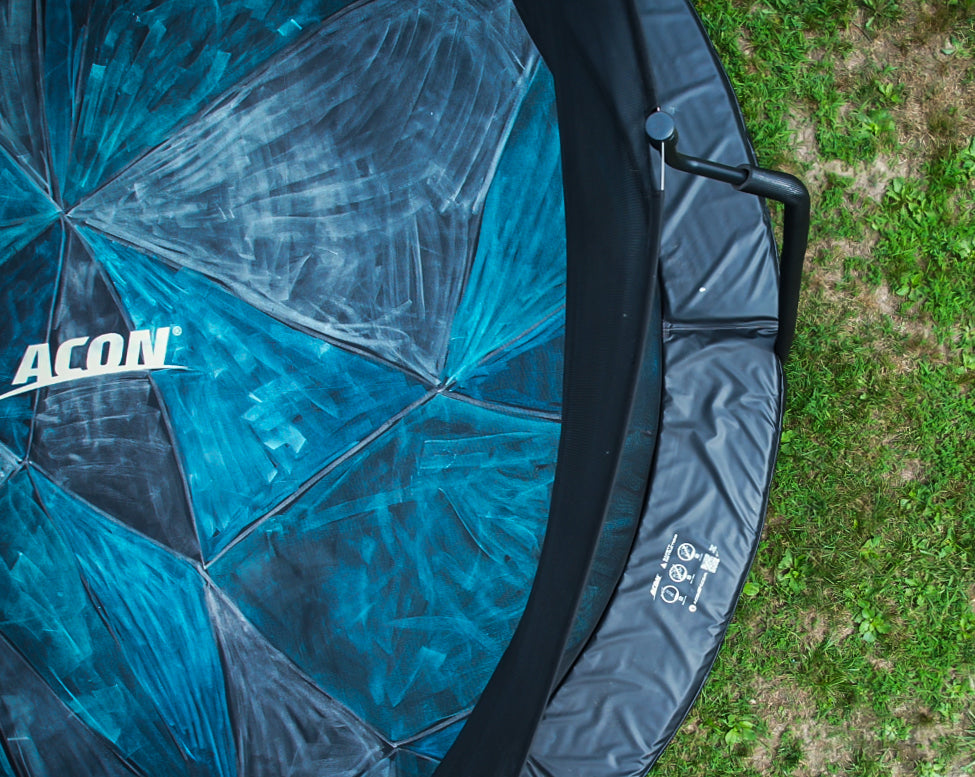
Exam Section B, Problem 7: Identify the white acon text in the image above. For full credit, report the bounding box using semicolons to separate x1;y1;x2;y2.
0;327;184;401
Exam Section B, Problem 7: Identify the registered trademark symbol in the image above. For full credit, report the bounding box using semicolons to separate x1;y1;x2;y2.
172;326;182;336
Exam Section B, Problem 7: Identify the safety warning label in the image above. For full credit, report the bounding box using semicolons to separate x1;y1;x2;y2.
650;533;720;614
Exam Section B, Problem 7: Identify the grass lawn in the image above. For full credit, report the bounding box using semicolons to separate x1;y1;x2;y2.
652;1;975;775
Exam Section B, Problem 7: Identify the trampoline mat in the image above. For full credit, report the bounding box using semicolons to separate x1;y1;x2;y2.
0;1;784;776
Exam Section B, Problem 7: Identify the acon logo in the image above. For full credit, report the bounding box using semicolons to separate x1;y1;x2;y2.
0;327;185;401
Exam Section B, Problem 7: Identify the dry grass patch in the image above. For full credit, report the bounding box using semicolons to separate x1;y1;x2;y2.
805;151;912;201
801;248;953;370
746;678;973;777
747;677;859;776
838;7;975;157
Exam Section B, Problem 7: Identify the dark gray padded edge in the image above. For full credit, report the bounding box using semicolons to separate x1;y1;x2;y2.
524;333;782;777
524;0;785;774
641;0;779;324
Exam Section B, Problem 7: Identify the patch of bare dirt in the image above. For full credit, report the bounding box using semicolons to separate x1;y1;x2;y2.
747;678;854;776
838;7;975;160
861;284;948;362
795;609;855;648
800;610;831;647
806;153;912;203
887;703;975;773
747;678;975;777
797;7;972;366
801;253;952;369
895;457;926;482
791;114;820;167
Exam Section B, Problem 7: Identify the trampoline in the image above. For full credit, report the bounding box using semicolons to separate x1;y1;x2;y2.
0;1;808;775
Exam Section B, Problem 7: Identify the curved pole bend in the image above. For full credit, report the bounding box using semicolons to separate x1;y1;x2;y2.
645;110;810;363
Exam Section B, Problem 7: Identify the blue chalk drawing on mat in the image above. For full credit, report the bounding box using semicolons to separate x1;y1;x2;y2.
0;0;569;771
445;63;565;396
211;394;558;743
0;2;52;199
0;443;17;485
0;635;144;777
407;719;469;761
361;749;439;777
71;0;538;380
29;229;201;560
0;223;62;456
0;740;12;777
0;471;183;774
205;585;388;777
34;472;236;777
0;150;58;258
87;228;428;560
452;319;564;418
41;0;359;206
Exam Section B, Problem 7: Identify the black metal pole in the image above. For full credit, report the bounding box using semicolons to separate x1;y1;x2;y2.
645;110;810;363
